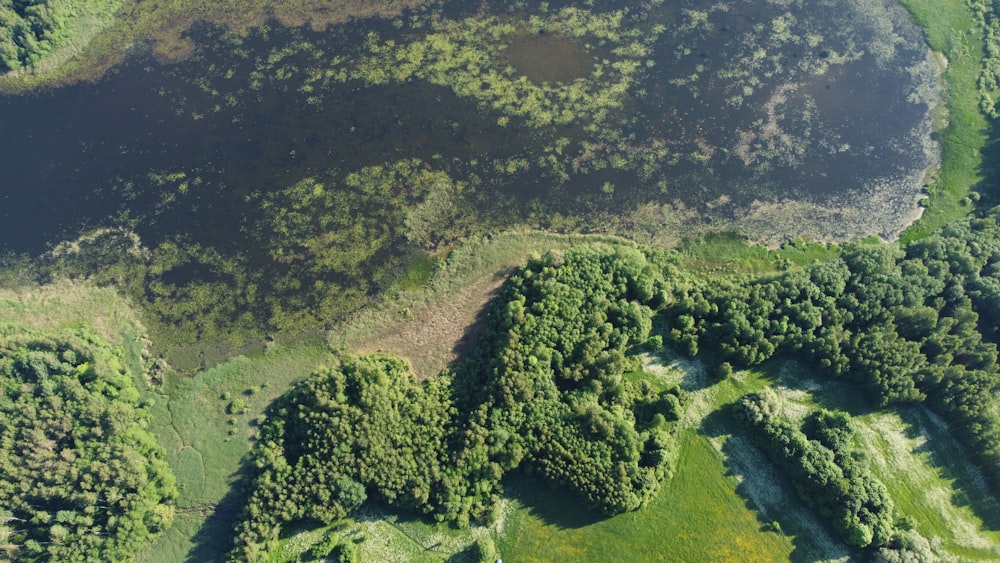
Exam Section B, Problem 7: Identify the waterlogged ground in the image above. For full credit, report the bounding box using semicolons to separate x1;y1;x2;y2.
0;0;940;339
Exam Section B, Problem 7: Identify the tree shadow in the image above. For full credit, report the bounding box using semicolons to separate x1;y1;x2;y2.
700;404;853;563
184;471;248;562
976;115;1000;207
897;405;1000;532
449;266;514;369
501;472;606;531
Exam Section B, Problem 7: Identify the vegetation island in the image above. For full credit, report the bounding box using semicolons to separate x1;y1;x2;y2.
2;0;1000;561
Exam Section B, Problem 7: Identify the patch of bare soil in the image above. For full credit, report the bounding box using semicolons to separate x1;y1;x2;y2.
348;267;512;380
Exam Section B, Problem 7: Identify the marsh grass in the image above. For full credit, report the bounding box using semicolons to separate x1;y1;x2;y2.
139;342;330;562
0;0;437;92
0;278;148;379
676;231;840;276
0;278;137;338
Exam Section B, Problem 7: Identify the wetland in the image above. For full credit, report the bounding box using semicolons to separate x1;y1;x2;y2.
0;0;940;348
6;1;1000;562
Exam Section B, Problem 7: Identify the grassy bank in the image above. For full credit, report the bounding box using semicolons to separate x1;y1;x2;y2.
898;0;988;242
0;0;437;92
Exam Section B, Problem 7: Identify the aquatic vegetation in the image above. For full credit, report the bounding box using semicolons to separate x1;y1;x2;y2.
341;6;661;128
0;0;943;356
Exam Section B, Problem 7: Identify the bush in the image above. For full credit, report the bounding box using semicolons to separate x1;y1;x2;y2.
471;536;499;563
310;533;340;559
714;361;733;379
228;398;248;414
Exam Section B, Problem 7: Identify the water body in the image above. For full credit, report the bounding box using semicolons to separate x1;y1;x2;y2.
0;0;938;259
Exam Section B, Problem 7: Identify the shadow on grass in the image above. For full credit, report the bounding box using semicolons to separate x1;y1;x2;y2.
185;471;248;562
700;405;852;563
501;472;606;531
976;116;1000;207
449;266;514;368
899;405;1000;532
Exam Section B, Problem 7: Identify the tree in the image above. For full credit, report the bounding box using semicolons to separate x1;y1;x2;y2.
0;323;177;560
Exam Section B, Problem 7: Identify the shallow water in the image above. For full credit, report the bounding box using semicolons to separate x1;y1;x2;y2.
0;0;938;258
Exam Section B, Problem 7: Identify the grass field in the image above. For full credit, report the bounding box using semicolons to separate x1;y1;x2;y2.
496;355;796;563
856;409;1000;560
898;0;987;242
139;340;330;562
755;360;1000;561
498;429;794;563
2;0;996;558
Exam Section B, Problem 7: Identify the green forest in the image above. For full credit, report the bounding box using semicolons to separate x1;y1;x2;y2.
230;246;681;560
2;0;1000;561
0;324;176;560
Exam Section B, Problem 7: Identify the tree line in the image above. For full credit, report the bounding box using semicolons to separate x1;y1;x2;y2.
229;245;684;560
669;212;1000;490
736;390;895;549
230;212;1000;559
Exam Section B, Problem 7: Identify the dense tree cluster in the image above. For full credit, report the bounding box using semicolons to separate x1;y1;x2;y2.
736;391;895;548
230;354;455;560
230;245;683;560
1;0;58;70
669;213;1000;488
0;0;102;71
465;244;680;513
0;323;176;561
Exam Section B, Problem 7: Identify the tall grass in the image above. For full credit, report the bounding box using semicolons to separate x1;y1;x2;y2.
332;231;640;378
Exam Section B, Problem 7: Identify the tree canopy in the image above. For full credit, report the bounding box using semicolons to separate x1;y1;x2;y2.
669;212;1000;489
230;244;684;560
736;391;895;548
0;323;176;561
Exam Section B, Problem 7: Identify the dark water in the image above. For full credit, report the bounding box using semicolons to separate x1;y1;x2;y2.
0;0;938;257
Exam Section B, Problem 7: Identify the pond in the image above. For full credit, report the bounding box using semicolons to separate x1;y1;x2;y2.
0;0;940;337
